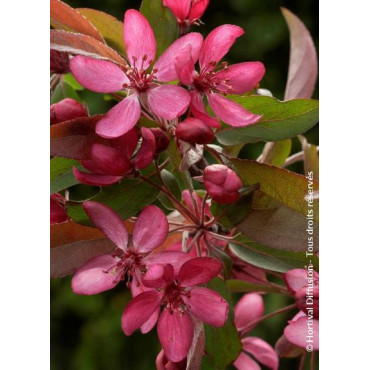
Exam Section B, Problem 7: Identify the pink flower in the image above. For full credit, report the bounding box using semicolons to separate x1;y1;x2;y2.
72;127;156;186
156;349;186;370
203;164;242;203
50;98;88;125
71;201;185;295
150;128;170;155
176;117;214;144
233;293;279;370
176;25;265;127
282;269;319;351
50;193;69;224
163;0;209;26
121;257;228;362
70;9;203;138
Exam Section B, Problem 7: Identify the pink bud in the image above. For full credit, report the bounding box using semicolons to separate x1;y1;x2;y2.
156;349;186;370
295;286;319;319
203;164;242;204
50;98;88;124
150;128;170;155
50;194;69;224
176;118;214;144
50;50;70;74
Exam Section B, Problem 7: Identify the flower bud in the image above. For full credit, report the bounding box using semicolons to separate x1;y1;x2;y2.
295;286;319;319
150;128;170;155
50;50;70;74
50;194;69;224
50;98;88;124
176;118;214;144
203;164;242;204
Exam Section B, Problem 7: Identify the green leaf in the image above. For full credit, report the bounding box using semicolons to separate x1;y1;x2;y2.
51;80;81;104
158;169;181;210
230;158;319;222
77;8;126;56
50;157;81;194
140;0;178;58
216;96;319;145
229;242;319;273
67;176;160;226
63;73;84;90
203;278;242;369
259;139;292;167
227;279;289;295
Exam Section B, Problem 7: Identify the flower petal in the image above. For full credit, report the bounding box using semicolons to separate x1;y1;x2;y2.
133;128;156;169
233;352;261;370
96;94;141;138
189;0;209;20
163;0;191;21
199;25;244;70
111;128;139;159
144;251;193;275
207;92;261;127
70;55;128;93
73;167;122;186
178;257;222;286
184;287;228;326
133;205;169;253
83;201;128;249
143;264;175;289
148;85;190;120
124;9;156;69
242;337;279;370
283;268;319;294
71;254;120;295
215;62;265;95
234;293;264;332
190;90;220;128
141;307;160;334
122;290;162;335
284;316;319;351
157;309;194;363
154;32;203;82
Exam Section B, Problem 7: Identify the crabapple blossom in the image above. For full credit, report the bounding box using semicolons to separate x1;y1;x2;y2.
50;193;69;224
175;117;214;144
50;98;88;124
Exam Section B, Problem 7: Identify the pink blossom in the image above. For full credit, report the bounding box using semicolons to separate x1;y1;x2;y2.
121;257;228;362
50;193;69;224
50;98;88;125
70;9;203;138
163;0;209;26
282;269;319;350
151;128;170;155
156;349;186;370
203;164;242;203
176;25;265;127
176;117;214;144
233;293;279;370
71;201;187;295
72;127;156;186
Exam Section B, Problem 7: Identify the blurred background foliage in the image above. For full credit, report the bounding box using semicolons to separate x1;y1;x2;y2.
51;0;319;369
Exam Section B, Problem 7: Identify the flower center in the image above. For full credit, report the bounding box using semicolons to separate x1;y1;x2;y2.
162;282;191;313
123;55;158;92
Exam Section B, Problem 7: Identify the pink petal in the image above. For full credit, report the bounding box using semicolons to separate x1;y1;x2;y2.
199;25;244;70
50;195;68;224
207;92;261;127
215;62;265;95
73;167;123;186
190;90;220;128
232;260;268;284
157;309;194;363
71;254;120;295
189;0;209;21
284;315;319;351
178;257;222;286
144;251;193;275
83;201;128;250
148;85;190;120
121;290;162;335
70;55;128;93
143;264;175;289
163;0;191;21
50;98;88;125
141;307;160;334
96;94;141;138
133;127;156;169
183;287;228;326
176;51;197;85
124;9;156;70
182;190;212;220
111;128;139;159
284;268;319;294
154;33;203;82
91;143;131;176
234;293;264;332
234;352;261;370
132;205;169;253
243;337;279;370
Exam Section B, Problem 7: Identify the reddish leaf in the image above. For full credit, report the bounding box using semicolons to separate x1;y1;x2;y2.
282;8;318;100
50;115;103;160
50;29;127;66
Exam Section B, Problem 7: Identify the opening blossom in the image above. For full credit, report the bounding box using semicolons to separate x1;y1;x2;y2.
70;9;204;138
122;257;228;362
163;0;209;27
175;24;265;127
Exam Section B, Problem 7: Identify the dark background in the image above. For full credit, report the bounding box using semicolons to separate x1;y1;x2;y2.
51;1;319;369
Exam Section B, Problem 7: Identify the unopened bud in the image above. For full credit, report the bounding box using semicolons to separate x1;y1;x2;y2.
176;118;214;144
295;286;319;319
50;98;88;124
150;128;170;155
50;50;70;74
